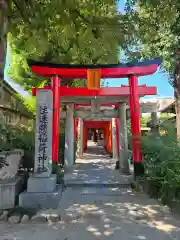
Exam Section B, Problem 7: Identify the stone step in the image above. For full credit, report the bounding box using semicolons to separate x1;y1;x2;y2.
64;181;131;188
19;184;63;210
80;187;130;196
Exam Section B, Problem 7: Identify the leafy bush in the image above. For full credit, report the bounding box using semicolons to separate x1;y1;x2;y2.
141;126;180;205
0;122;35;169
0;119;66;173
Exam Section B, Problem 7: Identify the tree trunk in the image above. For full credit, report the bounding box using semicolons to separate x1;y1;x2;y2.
174;60;180;141
0;0;9;73
0;0;10;104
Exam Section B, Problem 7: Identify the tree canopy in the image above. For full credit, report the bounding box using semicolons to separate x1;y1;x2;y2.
7;0;129;91
125;0;180;78
125;0;180;139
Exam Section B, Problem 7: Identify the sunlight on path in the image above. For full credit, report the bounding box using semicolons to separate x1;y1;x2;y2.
0;142;180;240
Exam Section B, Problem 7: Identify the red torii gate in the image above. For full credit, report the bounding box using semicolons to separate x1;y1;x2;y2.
29;58;161;177
32;84;156;97
73;86;154;160
82;120;112;153
32;84;156;162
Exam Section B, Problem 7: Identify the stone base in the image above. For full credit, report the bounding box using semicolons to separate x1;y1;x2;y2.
27;174;57;193
0;177;24;209
19;184;62;210
32;171;51;178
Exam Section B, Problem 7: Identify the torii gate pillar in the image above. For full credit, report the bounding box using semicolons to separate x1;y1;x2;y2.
51;76;61;163
129;75;144;178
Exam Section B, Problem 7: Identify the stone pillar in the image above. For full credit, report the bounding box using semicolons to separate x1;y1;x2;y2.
77;118;83;158
34;89;53;176
64;104;74;166
118;103;129;174
151;112;159;135
19;89;62;210
112;118;118;160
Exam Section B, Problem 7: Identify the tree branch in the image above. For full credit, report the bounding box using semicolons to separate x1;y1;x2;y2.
12;0;31;24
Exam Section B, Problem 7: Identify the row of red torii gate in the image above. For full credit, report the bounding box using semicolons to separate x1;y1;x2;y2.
29;58;162;178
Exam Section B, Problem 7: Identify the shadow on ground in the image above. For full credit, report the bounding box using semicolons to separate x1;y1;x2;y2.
1;142;179;239
1;188;180;240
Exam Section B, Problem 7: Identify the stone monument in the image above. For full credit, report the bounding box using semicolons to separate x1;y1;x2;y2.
0;149;24;209
19;90;62;209
34;89;52;176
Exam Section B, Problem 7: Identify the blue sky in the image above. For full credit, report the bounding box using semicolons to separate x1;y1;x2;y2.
4;0;174;98
105;70;173;98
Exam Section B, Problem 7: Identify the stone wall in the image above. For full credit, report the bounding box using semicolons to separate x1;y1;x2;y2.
0;149;24;209
0;79;33;127
0;149;24;180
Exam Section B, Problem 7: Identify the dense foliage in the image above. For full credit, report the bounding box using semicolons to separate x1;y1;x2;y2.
1;1;127;169
141;122;180;205
0;121;35;169
124;0;180;204
0;117;65;170
128;115;180;205
4;0;129;91
125;0;180;139
125;0;178;72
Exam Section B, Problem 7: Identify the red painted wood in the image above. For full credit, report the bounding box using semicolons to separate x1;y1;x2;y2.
83;122;88;151
75;104;119;107
84;120;110;129
32;86;157;97
129;76;143;163
31;64;159;78
115;118;120;154
74;118;78;141
30;59;161;166
103;126;108;151
98;86;156;96
108;122;112;153
121;84;147;87
51;76;61;163
83;120;111;152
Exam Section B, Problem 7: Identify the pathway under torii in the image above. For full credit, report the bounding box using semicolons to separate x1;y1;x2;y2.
30;58;161;178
